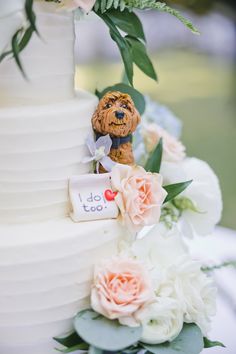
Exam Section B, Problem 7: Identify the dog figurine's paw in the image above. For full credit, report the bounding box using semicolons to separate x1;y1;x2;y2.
92;91;141;172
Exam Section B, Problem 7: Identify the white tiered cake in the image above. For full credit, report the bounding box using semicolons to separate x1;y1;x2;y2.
0;2;123;353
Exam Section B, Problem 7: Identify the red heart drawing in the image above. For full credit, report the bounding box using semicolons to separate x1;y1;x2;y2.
104;189;118;201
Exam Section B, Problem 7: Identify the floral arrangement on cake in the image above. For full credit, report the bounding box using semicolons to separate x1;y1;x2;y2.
58;94;224;352
67;81;224;354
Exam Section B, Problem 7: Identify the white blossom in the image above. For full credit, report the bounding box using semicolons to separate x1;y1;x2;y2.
160;158;223;237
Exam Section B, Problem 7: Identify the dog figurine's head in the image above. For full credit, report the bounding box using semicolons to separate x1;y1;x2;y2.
92;91;141;137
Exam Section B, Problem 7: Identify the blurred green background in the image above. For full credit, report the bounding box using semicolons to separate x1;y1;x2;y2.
76;1;236;230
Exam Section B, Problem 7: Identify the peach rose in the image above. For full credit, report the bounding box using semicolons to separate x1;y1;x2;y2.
59;0;96;13
110;164;167;233
142;123;186;162
91;257;154;326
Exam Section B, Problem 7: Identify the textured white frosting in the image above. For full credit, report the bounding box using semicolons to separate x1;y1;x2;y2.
0;218;123;354
0;1;75;106
0;2;125;354
0;90;98;223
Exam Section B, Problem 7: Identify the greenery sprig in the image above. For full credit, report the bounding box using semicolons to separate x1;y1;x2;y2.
0;0;198;84
54;309;224;354
0;0;38;78
202;260;236;272
94;0;199;34
94;1;199;85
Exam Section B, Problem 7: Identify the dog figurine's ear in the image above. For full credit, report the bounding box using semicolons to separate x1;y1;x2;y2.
92;107;102;133
130;105;141;133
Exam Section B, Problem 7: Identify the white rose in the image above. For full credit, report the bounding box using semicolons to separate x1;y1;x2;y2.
0;1;25;55
130;224;188;269
157;256;217;335
142;123;186;162
136;297;184;344
160;158;222;237
58;0;96;13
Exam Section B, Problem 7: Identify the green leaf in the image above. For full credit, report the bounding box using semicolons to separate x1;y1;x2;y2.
18;26;34;52
74;309;142;351
142;323;204;354
25;0;39;35
203;337;226;348
11;29;27;78
54;332;83;348
0;50;12;63
56;343;89;353
97;83;145;114
121;70;130;85
97;13;133;85
126;35;157;81
164;180;192;203
108;9;145;41
145;138;163;173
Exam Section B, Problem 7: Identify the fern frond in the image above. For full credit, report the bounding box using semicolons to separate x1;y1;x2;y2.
202;260;236;272
94;0;127;13
124;0;199;34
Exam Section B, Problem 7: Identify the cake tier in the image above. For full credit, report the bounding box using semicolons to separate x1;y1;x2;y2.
0;90;97;223
0;217;123;354
0;1;75;106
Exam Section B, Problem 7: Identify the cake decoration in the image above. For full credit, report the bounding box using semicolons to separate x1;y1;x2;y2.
92;91;141;172
104;189;117;201
82;133;116;173
110;164;167;234
69;174;119;222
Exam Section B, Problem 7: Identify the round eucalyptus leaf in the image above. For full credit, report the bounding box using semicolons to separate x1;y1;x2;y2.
74;310;142;351
142;324;204;354
97;83;146;115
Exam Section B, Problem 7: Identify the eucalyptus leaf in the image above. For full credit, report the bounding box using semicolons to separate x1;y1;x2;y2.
142;323;203;354
126;35;157;81
164;180;192;203
97;83;145;114
203;337;225;348
145;138;163;173
74;309;142;351
108;9;145;41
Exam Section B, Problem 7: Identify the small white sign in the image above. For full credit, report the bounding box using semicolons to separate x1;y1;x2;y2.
69;173;119;222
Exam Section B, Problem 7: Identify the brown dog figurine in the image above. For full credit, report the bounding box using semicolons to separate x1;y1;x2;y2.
92;91;141;172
